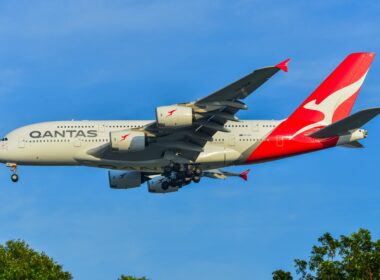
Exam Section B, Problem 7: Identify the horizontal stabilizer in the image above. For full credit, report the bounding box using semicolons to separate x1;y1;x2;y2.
342;141;364;148
239;169;250;181
308;107;380;138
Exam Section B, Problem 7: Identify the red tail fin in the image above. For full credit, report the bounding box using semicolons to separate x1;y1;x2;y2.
283;52;375;137
245;53;375;163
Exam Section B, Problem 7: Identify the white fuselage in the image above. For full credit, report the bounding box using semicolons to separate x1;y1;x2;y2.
0;120;282;172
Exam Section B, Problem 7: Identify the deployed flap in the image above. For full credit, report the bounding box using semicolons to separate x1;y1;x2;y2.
308;107;380;138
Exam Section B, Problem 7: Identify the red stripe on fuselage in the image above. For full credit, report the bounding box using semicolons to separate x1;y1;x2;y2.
245;128;339;163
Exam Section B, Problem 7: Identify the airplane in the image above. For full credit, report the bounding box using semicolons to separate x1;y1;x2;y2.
0;52;379;193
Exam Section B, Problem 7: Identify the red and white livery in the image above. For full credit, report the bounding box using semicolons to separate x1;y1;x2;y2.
0;53;379;193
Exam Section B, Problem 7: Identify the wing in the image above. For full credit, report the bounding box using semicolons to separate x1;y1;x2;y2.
142;59;290;161
86;59;290;163
196;58;290;104
203;169;250;181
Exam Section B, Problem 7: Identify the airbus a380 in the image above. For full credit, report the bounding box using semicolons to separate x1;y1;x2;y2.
0;52;379;193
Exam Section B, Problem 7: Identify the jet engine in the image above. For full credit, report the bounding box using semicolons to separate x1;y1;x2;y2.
110;130;145;152
108;170;145;189
156;105;193;128
147;176;179;194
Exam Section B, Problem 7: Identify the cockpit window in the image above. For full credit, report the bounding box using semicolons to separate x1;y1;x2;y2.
0;138;8;141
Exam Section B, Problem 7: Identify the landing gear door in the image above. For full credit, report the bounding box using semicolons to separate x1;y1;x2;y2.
227;135;235;147
18;137;25;148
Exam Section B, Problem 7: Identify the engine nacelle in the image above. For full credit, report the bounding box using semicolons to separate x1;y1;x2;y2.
147;176;179;194
156;105;193;128
108;170;144;189
110;130;145;152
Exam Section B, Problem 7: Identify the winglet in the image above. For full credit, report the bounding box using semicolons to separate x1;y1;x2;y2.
276;58;290;72
239;169;250;181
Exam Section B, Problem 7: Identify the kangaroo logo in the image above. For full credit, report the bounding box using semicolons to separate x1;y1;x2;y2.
291;71;368;138
166;109;177;117
120;133;129;142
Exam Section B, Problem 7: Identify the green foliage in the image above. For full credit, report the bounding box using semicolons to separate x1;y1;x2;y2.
0;239;72;279
272;269;293;279
118;275;148;280
273;228;380;280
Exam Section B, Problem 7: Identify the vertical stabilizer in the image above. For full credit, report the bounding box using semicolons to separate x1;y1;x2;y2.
283;52;375;137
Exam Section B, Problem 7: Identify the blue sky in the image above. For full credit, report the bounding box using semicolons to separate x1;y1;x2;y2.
0;1;379;279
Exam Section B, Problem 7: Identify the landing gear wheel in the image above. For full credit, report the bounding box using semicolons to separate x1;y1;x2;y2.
170;179;181;187
194;167;202;176
185;168;193;177
163;166;172;177
193;176;201;183
11;174;19;183
176;171;186;179
172;163;181;172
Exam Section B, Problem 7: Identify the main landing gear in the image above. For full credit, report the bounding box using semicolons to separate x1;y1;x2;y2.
162;163;202;189
6;163;19;183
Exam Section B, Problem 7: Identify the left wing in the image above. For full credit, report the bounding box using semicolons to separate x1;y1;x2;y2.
140;59;290;161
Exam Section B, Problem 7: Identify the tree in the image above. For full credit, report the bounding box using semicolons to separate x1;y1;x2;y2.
273;228;380;280
272;269;293;280
0;239;72;279
118;275;148;280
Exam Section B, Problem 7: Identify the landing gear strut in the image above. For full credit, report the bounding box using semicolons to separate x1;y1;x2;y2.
6;163;19;183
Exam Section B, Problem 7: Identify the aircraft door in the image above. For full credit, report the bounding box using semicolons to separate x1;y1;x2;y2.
276;136;284;148
251;122;260;132
224;134;238;165
98;123;105;132
74;138;81;147
18;137;25;148
227;135;235;147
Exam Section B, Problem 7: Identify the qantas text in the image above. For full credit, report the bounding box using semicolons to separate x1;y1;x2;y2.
29;130;98;138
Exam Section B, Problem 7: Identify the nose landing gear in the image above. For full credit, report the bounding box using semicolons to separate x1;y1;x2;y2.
6;163;19;183
11;173;19;183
